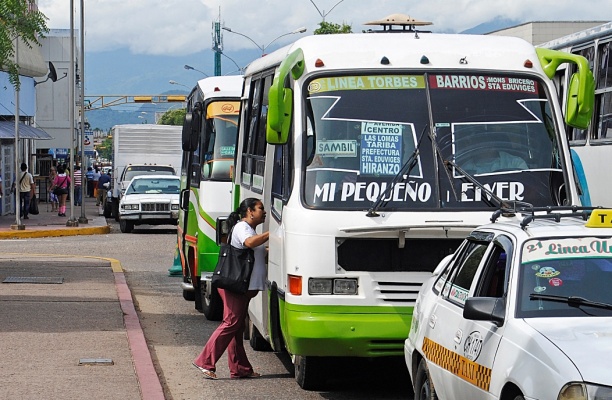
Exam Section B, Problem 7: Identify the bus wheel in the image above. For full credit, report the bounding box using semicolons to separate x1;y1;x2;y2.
182;275;195;301
249;319;272;351
194;277;203;311
201;280;222;321
294;355;327;391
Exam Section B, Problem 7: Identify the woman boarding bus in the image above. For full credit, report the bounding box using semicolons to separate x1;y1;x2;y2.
178;75;242;320
202;21;594;390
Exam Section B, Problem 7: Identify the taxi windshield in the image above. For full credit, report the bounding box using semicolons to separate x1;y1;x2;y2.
517;237;612;317
303;73;565;211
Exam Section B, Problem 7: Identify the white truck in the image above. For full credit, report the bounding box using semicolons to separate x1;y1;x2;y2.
106;124;182;220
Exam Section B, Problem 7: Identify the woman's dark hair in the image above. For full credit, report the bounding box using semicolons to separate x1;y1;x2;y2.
57;165;65;174
226;198;261;230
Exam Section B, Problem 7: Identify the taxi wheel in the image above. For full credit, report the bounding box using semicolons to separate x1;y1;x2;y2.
119;219;134;233
414;359;438;400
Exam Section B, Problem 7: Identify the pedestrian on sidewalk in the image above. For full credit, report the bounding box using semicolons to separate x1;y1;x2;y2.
192;198;269;380
48;166;59;212
52;165;71;217
86;166;94;197
17;163;35;220
92;167;101;198
73;165;82;206
97;171;111;211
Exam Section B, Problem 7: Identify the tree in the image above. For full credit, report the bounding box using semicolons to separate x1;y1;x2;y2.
158;108;186;126
313;21;352;35
0;0;49;90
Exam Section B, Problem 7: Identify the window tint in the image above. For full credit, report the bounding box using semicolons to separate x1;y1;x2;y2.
442;241;488;306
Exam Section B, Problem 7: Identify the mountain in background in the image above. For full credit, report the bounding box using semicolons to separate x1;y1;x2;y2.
84;18;520;131
460;17;520;34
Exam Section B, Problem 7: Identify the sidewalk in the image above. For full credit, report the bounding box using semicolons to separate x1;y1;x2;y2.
0;196;164;399
0;193;110;239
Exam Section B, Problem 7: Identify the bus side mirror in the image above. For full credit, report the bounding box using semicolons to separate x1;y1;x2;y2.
565;69;595;129
267;48;305;145
215;217;229;245
182;108;201;151
536;48;595;130
180;188;190;211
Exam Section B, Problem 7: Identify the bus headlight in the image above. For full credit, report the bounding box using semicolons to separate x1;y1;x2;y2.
308;278;358;295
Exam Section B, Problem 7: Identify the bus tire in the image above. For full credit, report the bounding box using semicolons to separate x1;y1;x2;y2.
249;319;272;351
201;280;222;321
414;359;438;400
269;282;285;352
294;355;327;391
182;275;195;301
194;276;203;311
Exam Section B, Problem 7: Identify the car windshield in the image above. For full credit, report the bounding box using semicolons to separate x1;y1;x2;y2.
517;237;612;317
124;166;175;182
126;178;180;195
303;73;564;210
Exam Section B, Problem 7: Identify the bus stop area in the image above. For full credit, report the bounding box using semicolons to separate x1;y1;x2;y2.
0;196;165;399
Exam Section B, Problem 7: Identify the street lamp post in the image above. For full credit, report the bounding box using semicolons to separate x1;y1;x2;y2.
184;65;209;77
222;26;307;56
169;80;190;89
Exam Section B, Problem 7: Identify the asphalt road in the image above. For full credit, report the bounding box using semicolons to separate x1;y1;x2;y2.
0;221;414;400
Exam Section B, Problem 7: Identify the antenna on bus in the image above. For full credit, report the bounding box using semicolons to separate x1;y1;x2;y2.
363;13;432;35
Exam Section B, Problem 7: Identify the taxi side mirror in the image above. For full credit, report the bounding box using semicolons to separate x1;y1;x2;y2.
463;297;505;327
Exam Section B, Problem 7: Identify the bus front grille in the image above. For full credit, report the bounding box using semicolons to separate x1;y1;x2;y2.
374;281;423;304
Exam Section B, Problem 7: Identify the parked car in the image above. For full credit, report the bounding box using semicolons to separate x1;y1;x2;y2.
405;207;612;400
118;175;180;233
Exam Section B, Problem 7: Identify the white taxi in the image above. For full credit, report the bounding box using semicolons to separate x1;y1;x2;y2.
405;207;612;400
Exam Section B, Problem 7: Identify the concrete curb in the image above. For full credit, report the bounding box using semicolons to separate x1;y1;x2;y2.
0;225;110;239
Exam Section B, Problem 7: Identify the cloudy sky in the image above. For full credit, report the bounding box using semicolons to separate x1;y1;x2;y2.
35;0;610;97
38;0;610;55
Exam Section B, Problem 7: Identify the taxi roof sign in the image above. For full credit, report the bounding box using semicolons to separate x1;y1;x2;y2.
585;209;612;228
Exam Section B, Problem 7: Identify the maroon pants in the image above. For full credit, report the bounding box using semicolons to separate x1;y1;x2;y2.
193;288;256;378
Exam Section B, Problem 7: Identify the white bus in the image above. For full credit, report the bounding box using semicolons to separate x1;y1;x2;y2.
225;30;594;390
540;21;612;207
178;75;242;320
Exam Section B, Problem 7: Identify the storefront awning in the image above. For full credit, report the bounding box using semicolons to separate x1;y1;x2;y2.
0;121;54;140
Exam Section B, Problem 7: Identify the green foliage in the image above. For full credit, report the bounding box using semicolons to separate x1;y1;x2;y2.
313;21;352;35
0;0;49;90
158;108;186;126
96;136;113;161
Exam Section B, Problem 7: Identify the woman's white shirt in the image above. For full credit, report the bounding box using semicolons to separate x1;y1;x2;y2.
231;221;266;291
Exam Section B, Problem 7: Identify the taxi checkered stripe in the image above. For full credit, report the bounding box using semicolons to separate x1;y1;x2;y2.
422;336;492;391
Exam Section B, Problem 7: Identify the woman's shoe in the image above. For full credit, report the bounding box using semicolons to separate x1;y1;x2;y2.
192;363;217;380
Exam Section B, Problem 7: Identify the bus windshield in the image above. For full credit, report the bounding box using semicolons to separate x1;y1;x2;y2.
304;73;564;210
200;101;239;181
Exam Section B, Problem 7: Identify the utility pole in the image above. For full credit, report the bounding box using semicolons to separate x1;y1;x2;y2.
211;8;222;76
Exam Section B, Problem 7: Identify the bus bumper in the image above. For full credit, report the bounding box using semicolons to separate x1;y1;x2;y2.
283;303;413;357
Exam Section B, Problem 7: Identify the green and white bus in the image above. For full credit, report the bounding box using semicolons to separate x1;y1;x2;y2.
178;75;242;320
223;28;594;389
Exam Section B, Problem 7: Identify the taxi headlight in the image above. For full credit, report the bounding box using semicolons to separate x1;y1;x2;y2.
121;204;139;210
308;278;358;295
171;204;179;210
558;382;612;400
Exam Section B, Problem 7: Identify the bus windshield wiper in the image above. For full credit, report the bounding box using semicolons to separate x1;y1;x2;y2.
366;125;428;217
443;159;508;208
529;293;612;311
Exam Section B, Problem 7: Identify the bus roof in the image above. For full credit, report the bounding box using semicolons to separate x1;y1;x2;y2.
244;32;545;77
195;75;243;99
538;21;612;50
